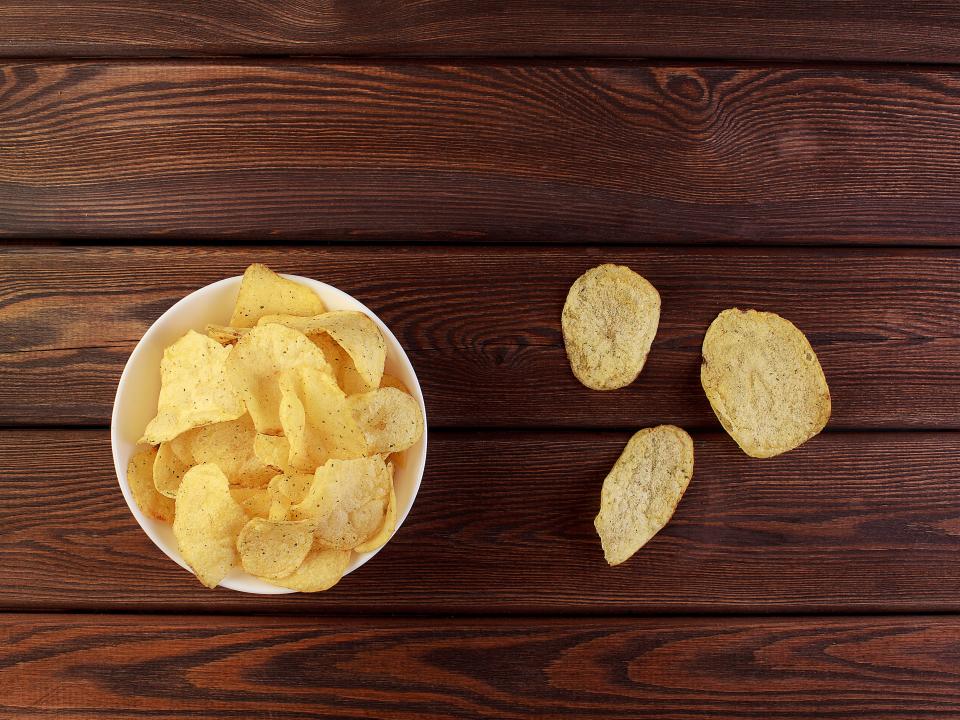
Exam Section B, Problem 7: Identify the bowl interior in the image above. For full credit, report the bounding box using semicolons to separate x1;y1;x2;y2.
111;275;427;594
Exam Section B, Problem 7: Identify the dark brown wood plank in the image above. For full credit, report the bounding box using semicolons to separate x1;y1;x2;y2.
3;1;960;64
3;613;960;720
5;61;960;243
3;429;959;613
2;246;957;429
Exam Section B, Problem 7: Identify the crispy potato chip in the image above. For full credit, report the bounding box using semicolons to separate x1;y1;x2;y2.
141;330;245;444
595;425;694;566
230;487;272;518
177;414;275;488
229;263;326;328
206;324;248;345
291;456;391;549
225;324;332;435
279;366;366;472
173;464;247;588
268;472;315;506
237;517;314;579
701;309;831;458
354;468;396;554
379;373;410;393
561;264;661;391
127;445;176;522
271;542;351;592
313;333;370;394
254;433;293;473
153;440;192;499
348;387;424;454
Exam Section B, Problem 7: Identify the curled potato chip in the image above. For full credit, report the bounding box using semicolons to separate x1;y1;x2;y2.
230;487;272;518
271;542;351;592
225;324;332;435
279;366;366;472
313;333;370;395
379;373;410;393
701;309;831;458
177;414;275;488
254;433;293;473
595;425;694;566
127;445;176;522
153;440;192;499
173;464;247;588
291;456;391;549
561;264;661;391
141;330;245;444
354;469;397;554
229;263;326;328
268;472;315;506
348;387;424;454
206;324;248;345
237;517;314;579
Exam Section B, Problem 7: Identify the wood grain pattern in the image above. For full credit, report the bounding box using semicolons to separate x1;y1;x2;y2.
3;1;960;64
3;429;959;613
6;62;960;243
2;246;957;429
3;613;960;719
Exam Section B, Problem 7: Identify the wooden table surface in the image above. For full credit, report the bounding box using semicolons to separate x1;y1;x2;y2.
2;3;960;718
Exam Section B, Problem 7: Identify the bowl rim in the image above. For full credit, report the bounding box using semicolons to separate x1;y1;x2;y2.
110;273;428;594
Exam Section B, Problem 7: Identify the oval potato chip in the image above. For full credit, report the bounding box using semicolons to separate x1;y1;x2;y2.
237;517;314;580
561;264;660;391
173;464;248;588
127;445;176;522
701;309;831;458
347;387;424;455
140;330;245;444
229;263;326;328
271;542;351;592
595;425;694;566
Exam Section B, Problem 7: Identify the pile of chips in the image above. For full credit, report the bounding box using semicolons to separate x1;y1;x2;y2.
127;264;424;591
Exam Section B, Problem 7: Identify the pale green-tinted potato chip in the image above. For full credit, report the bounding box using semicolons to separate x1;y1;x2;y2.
237;517;314;579
701;309;831;458
561;264;661;391
348;387;424;455
279;366;366;472
127;445;176;522
176;414;275;488
595;425;694;566
291;456;391;549
354;468;396;554
173;464;247;588
140;330;245;444
254;433;293;473
206;324;248;345
230;487;272;518
225;323;332;435
229;263;326;328
271;542;351;592
154;440;192;499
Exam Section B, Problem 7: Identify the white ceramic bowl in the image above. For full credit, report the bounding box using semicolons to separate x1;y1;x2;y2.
111;274;427;594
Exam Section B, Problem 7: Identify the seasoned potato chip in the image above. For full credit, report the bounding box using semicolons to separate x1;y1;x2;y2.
348;387;424;454
206;324;247;345
701;309;831;458
291;456;391;549
225;324;332;435
595;425;694;566
272;542;351;592
254;433;293;473
237;517;314;579
279;366;366;472
127;445;175;522
141;330;245;444
153;440;192;499
313;333;369;394
379;373;410;393
354;469;397;554
229;263;326;328
561;264;660;391
268;472;315;506
177;414;275;488
173;464;247;588
230;487;272;518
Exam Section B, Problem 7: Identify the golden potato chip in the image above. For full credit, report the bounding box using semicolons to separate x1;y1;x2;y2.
206;324;247;345
379;373;410;393
701;309;831;458
268;472;315;506
354;469;396;554
127;445;175;522
561;264;660;391
141;330;245;444
229;263;326;328
153;440;192;499
254;433;293;473
173;464;247;588
313;333;369;395
348;387;424;454
177;414;275;488
271;542;351;592
231;487;272;518
237;517;314;579
225;324;333;435
279;366;366;472
595;425;693;566
291;456;391;549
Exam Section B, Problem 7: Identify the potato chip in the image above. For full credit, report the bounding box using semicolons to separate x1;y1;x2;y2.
561;264;660;391
178;414;275;488
254;433;292;473
271;542;351;592
127;445;176;522
279;366;366;472
153;440;192;499
225;324;333;435
229;263;326;328
291;456;391;549
595;425;694;566
173;464;247;588
230;487;272;518
313;333;369;395
206;324;247;345
379;373;410;393
701;309;831;458
348;387;424;454
354;468;397;554
141;330;245;444
268;472;315;506
237;517;314;579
